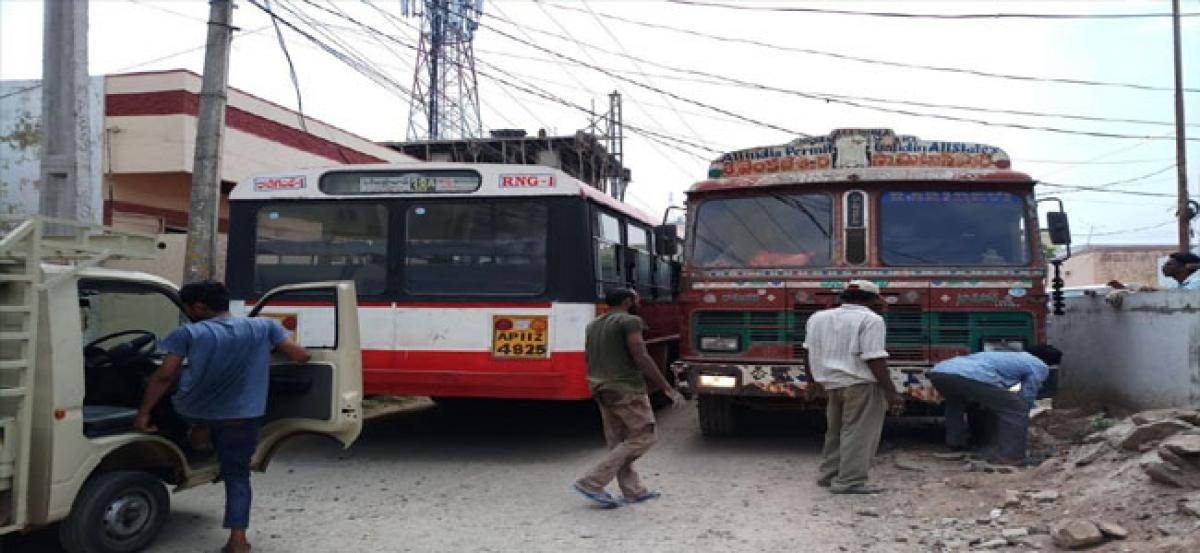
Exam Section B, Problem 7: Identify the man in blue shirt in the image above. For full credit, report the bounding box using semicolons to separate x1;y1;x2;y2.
928;345;1062;465
135;281;309;553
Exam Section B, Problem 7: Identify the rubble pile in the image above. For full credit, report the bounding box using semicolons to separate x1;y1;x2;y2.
879;407;1200;551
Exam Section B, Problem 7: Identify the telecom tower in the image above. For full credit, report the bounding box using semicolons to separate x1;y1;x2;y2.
403;0;484;140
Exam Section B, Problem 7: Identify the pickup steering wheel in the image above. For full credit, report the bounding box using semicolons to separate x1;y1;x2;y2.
84;330;159;370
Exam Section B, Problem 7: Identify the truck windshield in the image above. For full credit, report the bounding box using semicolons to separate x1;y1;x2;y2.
691;193;833;268
879;191;1029;266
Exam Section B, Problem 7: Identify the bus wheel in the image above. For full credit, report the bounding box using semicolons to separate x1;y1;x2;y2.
60;471;170;553
698;395;739;437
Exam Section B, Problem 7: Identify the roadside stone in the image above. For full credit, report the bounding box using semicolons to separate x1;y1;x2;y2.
976;515;993;525
1118;420;1194;451
893;457;925;472
1031;489;1060;503
1071;441;1111;467
1142;453;1200;489
1177;493;1200;517
933;452;968;461
1003;489;1022;508
855;508;880;517
1002;528;1029;539
1161;434;1200;457
978;538;1008;549
1131;408;1200;427
1094;520;1127;540
941;517;960;527
1050;519;1104;549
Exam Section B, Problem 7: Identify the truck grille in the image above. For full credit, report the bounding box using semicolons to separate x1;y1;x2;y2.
698;308;1034;359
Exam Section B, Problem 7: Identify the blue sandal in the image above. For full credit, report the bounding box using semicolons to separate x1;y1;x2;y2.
623;491;661;504
572;483;621;508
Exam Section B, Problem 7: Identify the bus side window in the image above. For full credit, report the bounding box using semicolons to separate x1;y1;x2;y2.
594;210;624;296
626;223;653;299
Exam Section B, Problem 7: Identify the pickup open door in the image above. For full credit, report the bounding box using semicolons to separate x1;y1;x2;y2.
247;281;362;470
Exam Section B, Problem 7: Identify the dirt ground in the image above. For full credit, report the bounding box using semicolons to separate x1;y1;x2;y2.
7;400;1198;552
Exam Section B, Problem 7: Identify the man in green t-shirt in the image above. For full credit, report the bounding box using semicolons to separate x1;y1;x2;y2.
573;289;685;508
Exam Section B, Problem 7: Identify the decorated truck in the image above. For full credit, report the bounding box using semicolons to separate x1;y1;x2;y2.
673;129;1071;436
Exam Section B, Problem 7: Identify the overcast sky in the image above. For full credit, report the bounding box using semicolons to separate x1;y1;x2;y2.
1;0;1197;246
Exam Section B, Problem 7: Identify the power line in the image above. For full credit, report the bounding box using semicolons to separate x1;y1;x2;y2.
544;1;1199;94
265;0;308;131
1;24;274;101
576;0;708;146
258;0;717;164
477;18;811;138
666;0;1200;20
1048;165;1178;194
1021;157;1177;166
526;0;712;177
483;9;1200;141
1088;220;1176;237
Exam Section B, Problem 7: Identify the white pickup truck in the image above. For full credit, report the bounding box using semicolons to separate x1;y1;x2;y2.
0;216;363;553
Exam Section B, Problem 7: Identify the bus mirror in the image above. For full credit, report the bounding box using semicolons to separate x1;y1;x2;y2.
654;224;679;256
1046;212;1071;245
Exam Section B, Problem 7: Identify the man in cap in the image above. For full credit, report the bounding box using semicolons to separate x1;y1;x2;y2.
802;280;903;494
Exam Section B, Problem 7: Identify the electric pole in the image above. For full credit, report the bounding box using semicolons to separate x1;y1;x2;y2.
39;0;90;232
1173;0;1191;251
184;0;235;283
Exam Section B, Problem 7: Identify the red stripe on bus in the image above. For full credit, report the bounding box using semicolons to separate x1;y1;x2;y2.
246;300;554;309
360;349;591;400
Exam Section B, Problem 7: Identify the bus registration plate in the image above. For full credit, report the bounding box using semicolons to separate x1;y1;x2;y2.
492;315;549;359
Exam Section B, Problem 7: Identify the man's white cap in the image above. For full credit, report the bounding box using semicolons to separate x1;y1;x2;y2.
846;279;881;296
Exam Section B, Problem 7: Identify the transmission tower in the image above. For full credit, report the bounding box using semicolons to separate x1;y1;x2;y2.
403;0;484;140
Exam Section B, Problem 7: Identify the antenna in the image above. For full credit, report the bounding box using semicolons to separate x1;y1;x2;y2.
406;0;484;140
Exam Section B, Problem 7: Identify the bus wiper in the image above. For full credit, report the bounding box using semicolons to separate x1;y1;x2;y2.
770;194;830;238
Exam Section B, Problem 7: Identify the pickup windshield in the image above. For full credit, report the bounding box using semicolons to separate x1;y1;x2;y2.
691;194;833;268
879;191;1029;266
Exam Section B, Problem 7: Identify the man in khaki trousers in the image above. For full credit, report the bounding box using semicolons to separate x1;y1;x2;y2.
802;280;903;494
573;289;684;508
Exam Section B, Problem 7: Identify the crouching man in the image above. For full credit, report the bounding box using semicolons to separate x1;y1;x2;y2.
928;345;1063;466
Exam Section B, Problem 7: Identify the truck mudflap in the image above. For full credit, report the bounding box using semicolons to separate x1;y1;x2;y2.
685;362;942;403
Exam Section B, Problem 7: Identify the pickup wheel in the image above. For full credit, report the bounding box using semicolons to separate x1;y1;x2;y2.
60;471;170;553
698;395;739;437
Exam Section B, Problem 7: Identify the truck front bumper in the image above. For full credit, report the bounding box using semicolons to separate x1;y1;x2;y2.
676;361;1060;403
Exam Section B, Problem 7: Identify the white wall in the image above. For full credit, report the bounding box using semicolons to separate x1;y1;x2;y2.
1050;291;1200;411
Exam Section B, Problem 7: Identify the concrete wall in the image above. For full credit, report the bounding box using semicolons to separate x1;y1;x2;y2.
1050;291;1200;411
0;78;105;221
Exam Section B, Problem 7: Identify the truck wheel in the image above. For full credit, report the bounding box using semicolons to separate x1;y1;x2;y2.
60;471;170;553
698;395;738;437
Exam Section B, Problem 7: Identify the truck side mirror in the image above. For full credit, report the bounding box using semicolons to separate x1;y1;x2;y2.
1046;212;1071;245
654;224;679;256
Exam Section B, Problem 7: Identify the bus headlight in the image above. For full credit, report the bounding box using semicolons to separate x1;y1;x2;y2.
699;374;738;388
699;336;740;352
982;339;1025;352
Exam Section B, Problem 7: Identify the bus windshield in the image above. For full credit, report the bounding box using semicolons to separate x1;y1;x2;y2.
691;193;833;268
879;191;1029;266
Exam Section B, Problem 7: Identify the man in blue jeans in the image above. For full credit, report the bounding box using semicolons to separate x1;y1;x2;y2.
928;345;1062;466
136;280;309;553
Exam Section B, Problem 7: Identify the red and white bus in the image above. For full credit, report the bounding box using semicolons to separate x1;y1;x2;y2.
225;163;681;401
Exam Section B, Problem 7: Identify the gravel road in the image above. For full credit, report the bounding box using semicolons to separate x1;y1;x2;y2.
11;400;940;552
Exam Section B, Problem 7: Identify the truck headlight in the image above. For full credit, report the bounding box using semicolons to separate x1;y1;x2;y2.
699;336;740;352
982;339;1025;352
699;374;737;388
